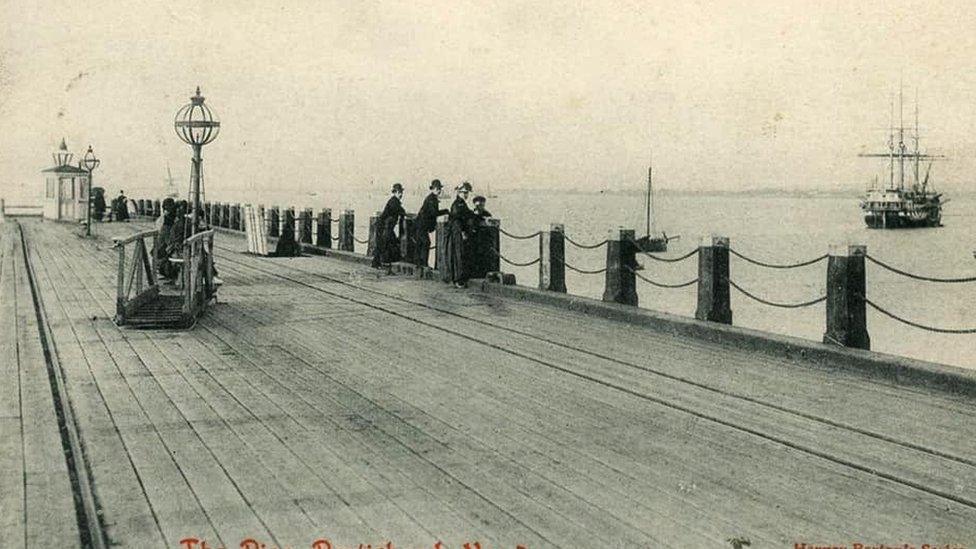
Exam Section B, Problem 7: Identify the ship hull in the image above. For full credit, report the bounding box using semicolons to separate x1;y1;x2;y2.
863;207;941;229
861;189;942;229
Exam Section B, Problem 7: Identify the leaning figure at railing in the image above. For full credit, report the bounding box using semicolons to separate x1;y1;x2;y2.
445;181;476;288
160;201;189;281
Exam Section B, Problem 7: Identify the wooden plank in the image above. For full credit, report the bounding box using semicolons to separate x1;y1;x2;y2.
0;226;26;549
207;247;976;542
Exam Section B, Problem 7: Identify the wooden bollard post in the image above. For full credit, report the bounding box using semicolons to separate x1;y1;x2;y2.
230;204;240;231
436;219;450;282
367;212;380;257
300;208;313;244
400;213;417;264
602;228;638;306
286;207;297;241
823;244;870;350
268;206;280;237
696;236;733;324
469;218;500;278
338;210;355;252
153;200;161;217
539;223;567;292
221;203;231;228
316;208;332;248
282;208;296;242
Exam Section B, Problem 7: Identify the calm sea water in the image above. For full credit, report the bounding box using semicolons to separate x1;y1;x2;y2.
207;187;976;370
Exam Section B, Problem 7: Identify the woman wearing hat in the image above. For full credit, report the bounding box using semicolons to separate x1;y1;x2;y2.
371;182;406;269
445;181;477;287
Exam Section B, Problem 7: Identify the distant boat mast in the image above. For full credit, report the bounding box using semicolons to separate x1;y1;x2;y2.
645;153;655;237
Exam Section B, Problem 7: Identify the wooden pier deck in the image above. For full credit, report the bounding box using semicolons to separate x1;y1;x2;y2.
3;217;976;548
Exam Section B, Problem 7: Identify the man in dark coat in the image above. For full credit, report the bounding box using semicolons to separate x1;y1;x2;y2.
371;183;406;269
472;195;492;222
445;181;476;287
413;179;448;267
272;208;303;257
92;187;106;221
116;190;130;221
469;195;494;278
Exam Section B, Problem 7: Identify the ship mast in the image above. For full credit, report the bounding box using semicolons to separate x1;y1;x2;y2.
645;153;654;237
914;88;921;191
888;95;895;190
899;84;906;190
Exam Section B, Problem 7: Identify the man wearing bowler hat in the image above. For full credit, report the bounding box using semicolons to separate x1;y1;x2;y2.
414;179;449;268
372;182;406;269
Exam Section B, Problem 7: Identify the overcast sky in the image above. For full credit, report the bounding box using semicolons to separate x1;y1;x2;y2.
3;0;976;200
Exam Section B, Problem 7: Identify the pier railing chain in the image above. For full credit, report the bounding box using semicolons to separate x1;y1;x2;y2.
866;254;976;283
864;297;976;334
488;246;541;267
627;239;699;263
564;234;609;249
729;249;828;269
554;257;606;275
625;266;698;289
729;279;827;309
499;228;543;240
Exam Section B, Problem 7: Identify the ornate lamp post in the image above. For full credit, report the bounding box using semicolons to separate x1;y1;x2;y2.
174;87;220;236
82;145;100;237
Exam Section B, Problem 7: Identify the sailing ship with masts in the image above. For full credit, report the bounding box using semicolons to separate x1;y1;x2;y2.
860;89;946;229
633;155;675;252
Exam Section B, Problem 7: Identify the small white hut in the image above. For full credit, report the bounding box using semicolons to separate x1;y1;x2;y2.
41;139;89;222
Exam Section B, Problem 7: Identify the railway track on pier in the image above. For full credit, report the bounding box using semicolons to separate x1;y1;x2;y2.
9;221;108;548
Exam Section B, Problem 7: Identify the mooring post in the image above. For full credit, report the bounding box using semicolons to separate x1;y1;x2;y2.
316;208;332;248
696;235;733;324
436;219;450;282
338;210;355;252
367;212;380;257
401;213;417;263
229;204;239;231
282;208;296;242
602;228;638;306
300;208;313;243
823;244;870;350
484;218;501;275
153;200;161;217
539;223;567;292
221;203;231;228
286;207;297;240
269;205;280;237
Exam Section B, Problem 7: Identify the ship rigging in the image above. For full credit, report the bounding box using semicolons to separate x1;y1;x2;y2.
859;87;946;229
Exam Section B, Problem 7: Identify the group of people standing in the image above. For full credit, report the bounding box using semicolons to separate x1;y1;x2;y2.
153;197;190;280
371;179;492;288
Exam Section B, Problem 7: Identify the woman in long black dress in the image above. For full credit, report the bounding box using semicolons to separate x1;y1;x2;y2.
445;181;476;287
371;183;406;268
